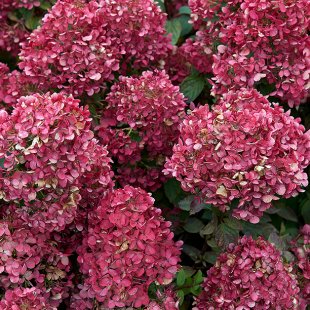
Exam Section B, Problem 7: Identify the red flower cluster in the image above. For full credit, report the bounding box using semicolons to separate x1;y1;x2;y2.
0;92;113;232
0;62;38;109
0;287;55;310
290;224;310;304
96;70;186;191
189;0;310;106
76;186;183;308
18;0;173;97
193;236;302;310
164;88;310;223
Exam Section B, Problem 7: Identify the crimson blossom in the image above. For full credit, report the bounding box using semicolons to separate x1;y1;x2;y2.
0;287;55;310
0;92;113;232
290;224;310;304
193;236;302;310
18;0;173;97
164;88;310;223
75;185;183;309
189;0;310;106
96;69;186;191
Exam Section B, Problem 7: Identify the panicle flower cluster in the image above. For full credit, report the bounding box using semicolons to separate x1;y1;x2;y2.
0;62;38;109
104;70;186;157
163;46;191;85
164;88;310;223
76;186;183;309
0;204;72;307
0;92;113;232
115;166;167;193
0;287;55;310
18;0;173;97
0;22;29;57
193;236;302;310
96;70;186;191
189;0;310;106
290;224;310;303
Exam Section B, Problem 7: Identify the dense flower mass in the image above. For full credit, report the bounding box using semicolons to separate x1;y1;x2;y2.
193;236;302;310
189;0;310;106
290;224;310;304
18;0;173;96
0;92;113;232
76;185;183;308
0;287;55;310
164;88;310;223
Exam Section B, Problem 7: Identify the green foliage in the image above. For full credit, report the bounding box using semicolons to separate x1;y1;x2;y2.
180;75;206;102
164;19;182;45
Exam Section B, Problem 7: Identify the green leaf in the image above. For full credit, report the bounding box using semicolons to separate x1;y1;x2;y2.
178;197;193;211
276;203;298;222
241;221;263;239
164;178;181;203
190;200;210;215
164;19;182;45
179;6;191;14
183;218;204;233
268;233;284;251
261;223;278;239
130;131;142;142
301;200;310;224
7;12;19;22
182;266;196;277
205;251;218;264
180;76;205;102
0;158;4;169
214;223;239;250
182;244;200;261
40;1;52;9
177;290;185;305
200;221;215;235
258;213;272;224
18;7;34;21
224;217;243;230
25;16;41;30
176;15;193;37
191;65;200;77
177;269;186;287
155;0;165;12
194;270;204;284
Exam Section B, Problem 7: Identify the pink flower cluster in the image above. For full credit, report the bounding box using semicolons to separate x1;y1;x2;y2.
164;88;310;223
193;236;302;310
75;185;182;309
0;287;55;310
290;224;310;304
0;92;113;232
147;287;180;310
96;70;186;191
0;203;72;307
189;0;310;106
18;0;173;97
0;62;38;109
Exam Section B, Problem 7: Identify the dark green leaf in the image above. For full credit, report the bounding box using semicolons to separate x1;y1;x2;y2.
283;250;294;262
179;6;191;14
177;269;186;287
40;1;52;9
261;223;278;239
224;217;243;230
258;213;272;224
182;266;196;277
207;238;218;248
241;221;263;239
183;218;204;233
155;0;165;12
200;221;215;235
268;233;284;251
164;19;182;45
191;65;200;77
177;290;185;305
205;251;218;264
301;200;310;224
214;223;239;250
18;7;34;21
190;200;210;215
182;244;200;261
180;76;205;102
178;197;193;211
0;158;4;169
164;178;181;203
276;203;298;222
25;16;41;30
177;15;193;37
